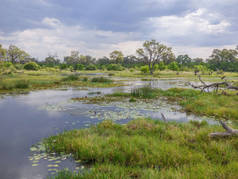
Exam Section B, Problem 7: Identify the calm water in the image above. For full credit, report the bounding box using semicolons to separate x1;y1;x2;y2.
0;78;214;179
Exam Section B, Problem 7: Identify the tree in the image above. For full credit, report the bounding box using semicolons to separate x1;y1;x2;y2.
7;45;30;63
0;44;7;61
110;50;124;64
176;54;192;67
136;40;174;74
44;55;60;67
64;51;80;65
207;48;238;72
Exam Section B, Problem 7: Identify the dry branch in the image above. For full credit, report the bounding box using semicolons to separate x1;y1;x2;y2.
209;121;238;137
189;76;238;93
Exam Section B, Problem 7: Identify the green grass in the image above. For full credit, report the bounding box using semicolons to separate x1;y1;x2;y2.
91;77;113;83
0;71;123;94
46;118;238;178
77;86;238;121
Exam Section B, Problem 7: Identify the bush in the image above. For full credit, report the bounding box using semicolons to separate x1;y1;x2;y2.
85;64;97;70
158;62;166;71
168;62;179;71
106;64;123;71
74;64;84;70
24;62;39;71
91;77;112;83
140;66;149;74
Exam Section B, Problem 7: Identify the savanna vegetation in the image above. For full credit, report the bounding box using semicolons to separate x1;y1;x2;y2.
1;40;238;178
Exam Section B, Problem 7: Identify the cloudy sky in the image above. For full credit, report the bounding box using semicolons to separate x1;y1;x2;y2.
0;0;237;60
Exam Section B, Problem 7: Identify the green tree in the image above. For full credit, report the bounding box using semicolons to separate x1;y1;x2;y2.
44;55;60;67
207;48;238;72
7;45;30;63
0;44;7;61
136;40;174;74
168;62;179;71
110;50;124;64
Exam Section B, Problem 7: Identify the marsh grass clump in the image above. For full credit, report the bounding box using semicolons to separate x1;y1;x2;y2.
14;80;30;89
46;118;238;178
0;80;30;90
62;74;79;81
131;86;159;99
91;77;113;83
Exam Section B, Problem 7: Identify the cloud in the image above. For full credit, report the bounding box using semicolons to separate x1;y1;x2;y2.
0;17;140;60
145;9;231;45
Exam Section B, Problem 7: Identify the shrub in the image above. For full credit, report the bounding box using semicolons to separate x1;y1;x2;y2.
158;62;166;71
91;77;112;83
85;64;97;70
82;77;88;82
168;62;179;71
24;62;39;71
106;64;123;71
140;66;149;74
74;64;84;70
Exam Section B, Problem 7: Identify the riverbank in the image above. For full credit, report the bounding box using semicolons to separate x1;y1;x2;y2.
46;118;238;178
0;71;123;94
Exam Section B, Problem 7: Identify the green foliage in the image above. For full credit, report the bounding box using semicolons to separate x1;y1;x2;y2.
194;65;209;74
46;119;238;178
168;62;179;71
137;40;175;74
158;61;166;71
74;64;84;70
62;74;79;81
85;64;96;70
140;66;149;74
91;77;112;83
110;50;124;64
131;86;158;99
24;62;39;71
106;64;123;71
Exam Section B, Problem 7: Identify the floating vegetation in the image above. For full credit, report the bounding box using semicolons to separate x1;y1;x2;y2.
28;142;85;176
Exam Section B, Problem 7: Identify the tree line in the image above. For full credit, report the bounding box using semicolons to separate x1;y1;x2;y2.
1;40;238;74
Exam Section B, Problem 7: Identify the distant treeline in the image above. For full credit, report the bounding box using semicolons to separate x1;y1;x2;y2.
1;41;238;73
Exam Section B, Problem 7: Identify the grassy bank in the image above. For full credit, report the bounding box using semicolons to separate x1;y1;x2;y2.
46;118;238;178
0;71;122;94
73;87;238;121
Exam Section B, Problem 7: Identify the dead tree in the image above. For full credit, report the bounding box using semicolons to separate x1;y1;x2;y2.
210;121;238;137
189;75;238;93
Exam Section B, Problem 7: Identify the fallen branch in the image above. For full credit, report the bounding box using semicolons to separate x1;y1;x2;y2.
189;76;238;93
209;121;238;137
161;113;167;122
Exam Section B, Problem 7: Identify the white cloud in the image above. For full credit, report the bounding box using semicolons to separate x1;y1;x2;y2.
148;8;230;37
0;12;236;61
0;17;139;60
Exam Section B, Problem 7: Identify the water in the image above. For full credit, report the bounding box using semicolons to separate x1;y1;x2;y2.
0;78;215;179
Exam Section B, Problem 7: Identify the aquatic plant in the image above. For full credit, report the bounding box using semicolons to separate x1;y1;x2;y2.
62;74;79;81
91;77;113;83
46;118;238;178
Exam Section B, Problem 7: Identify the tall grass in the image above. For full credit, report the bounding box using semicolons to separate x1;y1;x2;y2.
61;74;79;81
91;77;113;83
131;86;159;99
46;119;238;178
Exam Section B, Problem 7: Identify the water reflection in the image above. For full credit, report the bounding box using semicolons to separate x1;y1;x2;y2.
0;78;216;179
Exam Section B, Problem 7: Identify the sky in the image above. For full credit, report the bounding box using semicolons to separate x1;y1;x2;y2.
0;0;237;60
